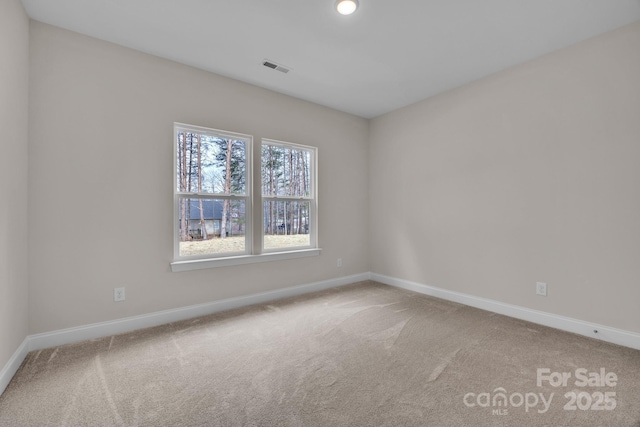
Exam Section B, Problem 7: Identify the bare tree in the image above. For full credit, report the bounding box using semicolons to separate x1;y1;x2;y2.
197;134;207;240
220;138;233;238
178;132;189;241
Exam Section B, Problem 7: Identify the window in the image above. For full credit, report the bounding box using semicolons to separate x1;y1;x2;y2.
172;124;319;271
174;124;252;259
262;140;317;252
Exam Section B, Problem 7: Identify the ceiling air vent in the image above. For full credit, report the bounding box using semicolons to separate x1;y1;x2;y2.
263;60;291;74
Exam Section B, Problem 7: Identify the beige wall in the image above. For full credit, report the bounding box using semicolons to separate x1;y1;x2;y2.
0;0;30;367
28;22;369;334
370;22;640;333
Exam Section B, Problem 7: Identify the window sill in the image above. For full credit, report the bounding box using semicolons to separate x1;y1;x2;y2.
170;248;322;272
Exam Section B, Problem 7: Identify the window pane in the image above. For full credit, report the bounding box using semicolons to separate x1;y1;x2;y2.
177;131;247;195
261;144;311;197
178;197;246;256
263;200;311;250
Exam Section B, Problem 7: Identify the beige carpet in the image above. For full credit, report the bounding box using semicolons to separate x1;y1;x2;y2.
1;281;639;426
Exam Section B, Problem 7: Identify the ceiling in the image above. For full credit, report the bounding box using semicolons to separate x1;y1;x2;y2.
21;0;640;118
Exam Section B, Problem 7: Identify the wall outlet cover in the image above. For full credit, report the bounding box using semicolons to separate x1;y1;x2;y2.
536;282;547;297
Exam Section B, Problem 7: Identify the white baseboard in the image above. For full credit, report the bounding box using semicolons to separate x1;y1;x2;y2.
0;338;29;397
371;273;640;351
27;272;370;352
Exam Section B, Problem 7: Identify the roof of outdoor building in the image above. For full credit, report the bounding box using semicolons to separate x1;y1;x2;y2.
187;199;223;221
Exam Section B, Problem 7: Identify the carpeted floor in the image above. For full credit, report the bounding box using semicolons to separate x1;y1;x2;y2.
1;281;639;426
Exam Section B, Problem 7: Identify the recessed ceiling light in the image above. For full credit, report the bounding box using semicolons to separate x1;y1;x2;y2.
336;0;359;15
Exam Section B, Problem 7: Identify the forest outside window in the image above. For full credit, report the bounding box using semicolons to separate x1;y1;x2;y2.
172;124;319;271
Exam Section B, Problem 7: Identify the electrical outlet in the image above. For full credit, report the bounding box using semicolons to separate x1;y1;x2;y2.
114;287;125;302
536;282;547;297
337;258;343;268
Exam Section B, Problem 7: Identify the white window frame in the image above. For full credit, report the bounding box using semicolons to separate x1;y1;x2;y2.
171;124;320;272
172;123;252;261
261;138;318;253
